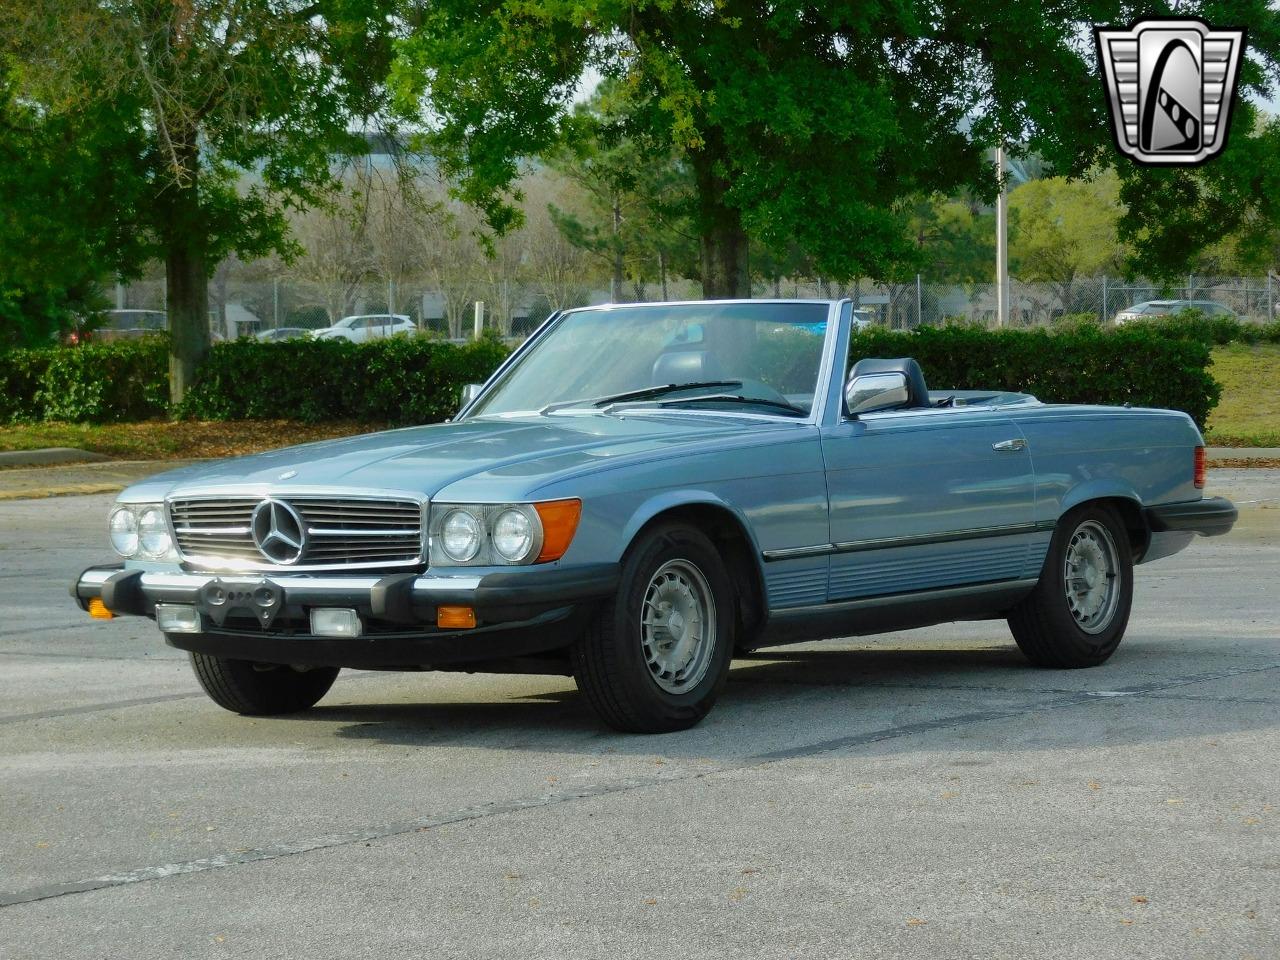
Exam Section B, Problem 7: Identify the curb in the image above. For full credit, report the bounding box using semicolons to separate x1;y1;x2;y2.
0;459;200;502
0;483;129;502
0;447;111;468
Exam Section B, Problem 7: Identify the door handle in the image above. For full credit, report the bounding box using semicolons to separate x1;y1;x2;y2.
992;438;1027;452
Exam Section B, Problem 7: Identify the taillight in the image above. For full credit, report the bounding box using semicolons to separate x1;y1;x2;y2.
1194;446;1206;489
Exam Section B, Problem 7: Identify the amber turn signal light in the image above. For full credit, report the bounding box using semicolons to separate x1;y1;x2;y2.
1194;445;1206;489
87;597;115;620
437;605;477;629
534;499;581;563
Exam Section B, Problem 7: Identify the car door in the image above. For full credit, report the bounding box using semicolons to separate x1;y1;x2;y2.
820;406;1038;602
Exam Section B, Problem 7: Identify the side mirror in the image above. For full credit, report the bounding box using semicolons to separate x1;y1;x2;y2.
845;371;909;417
459;383;483;412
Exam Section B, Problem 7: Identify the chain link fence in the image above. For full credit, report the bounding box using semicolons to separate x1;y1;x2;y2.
109;272;1278;340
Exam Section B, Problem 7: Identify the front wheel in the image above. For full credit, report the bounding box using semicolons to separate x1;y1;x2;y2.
187;650;339;715
1008;503;1134;668
572;523;735;733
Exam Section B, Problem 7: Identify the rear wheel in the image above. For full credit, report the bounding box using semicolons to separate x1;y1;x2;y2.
1008;503;1134;668
187;650;339;715
572;522;734;733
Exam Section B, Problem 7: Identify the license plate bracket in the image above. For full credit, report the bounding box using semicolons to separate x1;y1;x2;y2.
197;577;284;628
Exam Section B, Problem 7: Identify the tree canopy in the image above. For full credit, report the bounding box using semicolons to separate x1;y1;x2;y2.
1;0;398;397
393;1;1280;297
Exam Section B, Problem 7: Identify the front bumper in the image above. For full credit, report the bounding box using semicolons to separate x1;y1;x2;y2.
71;563;619;668
1145;496;1238;538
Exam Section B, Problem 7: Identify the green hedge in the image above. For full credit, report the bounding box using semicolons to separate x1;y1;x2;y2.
1142;312;1280;345
1051;309;1280;345
177;336;512;424
0;338;168;423
849;324;1220;428
0;325;1219;429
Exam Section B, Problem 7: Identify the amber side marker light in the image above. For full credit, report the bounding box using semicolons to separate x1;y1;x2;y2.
437;606;477;629
534;499;582;563
87;598;115;620
1194;446;1207;489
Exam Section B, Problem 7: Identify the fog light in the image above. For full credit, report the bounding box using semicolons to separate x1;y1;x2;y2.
311;608;362;638
155;603;201;634
87;597;115;620
437;605;477;629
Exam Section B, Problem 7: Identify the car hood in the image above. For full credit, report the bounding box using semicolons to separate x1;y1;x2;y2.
121;413;789;502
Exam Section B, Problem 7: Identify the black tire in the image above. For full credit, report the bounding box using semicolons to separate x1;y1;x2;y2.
572;522;735;733
1009;503;1134;668
187;650;339;715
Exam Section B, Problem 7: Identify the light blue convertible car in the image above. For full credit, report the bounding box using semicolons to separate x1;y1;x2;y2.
73;300;1237;732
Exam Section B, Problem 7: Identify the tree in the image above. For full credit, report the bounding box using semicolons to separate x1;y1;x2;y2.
520;175;596;311
0;72;151;346
544;85;696;302
2;0;396;400
393;2;1280;300
1010;174;1124;307
288;188;374;324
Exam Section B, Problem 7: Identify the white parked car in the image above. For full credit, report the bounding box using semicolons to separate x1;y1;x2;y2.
312;314;416;343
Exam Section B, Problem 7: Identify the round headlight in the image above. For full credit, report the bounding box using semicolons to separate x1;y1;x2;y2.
109;506;139;557
441;509;482;562
492;508;534;562
137;506;172;559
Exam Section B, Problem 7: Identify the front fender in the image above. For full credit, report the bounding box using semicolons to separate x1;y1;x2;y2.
620;489;764;560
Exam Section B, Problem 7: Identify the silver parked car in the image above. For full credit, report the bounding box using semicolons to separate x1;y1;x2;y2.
74;300;1235;733
1113;299;1237;324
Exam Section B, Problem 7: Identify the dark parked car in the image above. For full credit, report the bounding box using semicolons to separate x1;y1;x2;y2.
92;309;169;341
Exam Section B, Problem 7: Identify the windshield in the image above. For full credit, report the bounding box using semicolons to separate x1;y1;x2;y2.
469;302;831;418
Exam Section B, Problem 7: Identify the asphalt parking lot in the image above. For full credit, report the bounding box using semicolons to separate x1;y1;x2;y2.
1;472;1276;959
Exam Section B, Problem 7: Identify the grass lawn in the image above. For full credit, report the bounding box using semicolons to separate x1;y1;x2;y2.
0;420;379;463
1205;344;1280;447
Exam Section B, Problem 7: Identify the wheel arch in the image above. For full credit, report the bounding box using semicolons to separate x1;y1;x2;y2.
1058;484;1150;562
621;494;767;647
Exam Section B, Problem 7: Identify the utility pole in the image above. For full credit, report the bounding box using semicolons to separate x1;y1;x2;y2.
995;144;1010;328
473;300;485;340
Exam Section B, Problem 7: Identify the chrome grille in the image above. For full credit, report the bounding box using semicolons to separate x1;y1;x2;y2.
169;496;424;570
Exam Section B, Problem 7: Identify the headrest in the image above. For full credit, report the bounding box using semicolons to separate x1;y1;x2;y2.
652;350;724;386
848;357;931;409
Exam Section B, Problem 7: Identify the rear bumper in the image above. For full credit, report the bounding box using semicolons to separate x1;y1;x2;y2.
1145;496;1238;538
70;563;618;668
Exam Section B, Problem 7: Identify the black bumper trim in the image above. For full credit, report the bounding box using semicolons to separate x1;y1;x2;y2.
165;606;590;668
72;562;620;627
1145;496;1238;538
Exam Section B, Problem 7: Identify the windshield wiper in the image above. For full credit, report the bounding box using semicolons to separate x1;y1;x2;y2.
538;381;743;415
654;394;808;417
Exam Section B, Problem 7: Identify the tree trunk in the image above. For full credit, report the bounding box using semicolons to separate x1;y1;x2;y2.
611;193;624;302
162;150;209;406
692;149;749;299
